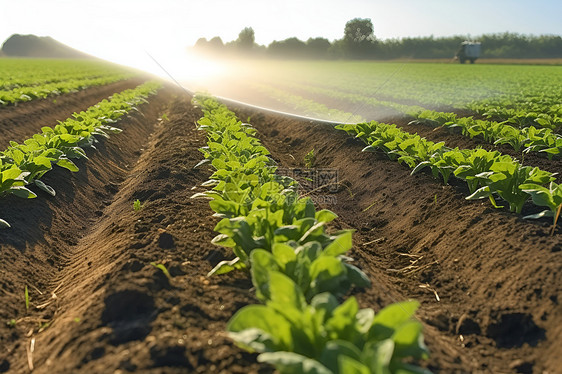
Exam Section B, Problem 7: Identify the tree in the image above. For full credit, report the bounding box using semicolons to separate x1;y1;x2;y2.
236;27;255;51
268;37;307;58
344;18;374;43
343;18;376;59
306;37;331;58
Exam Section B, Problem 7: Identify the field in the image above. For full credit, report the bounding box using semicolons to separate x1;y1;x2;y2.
0;58;561;374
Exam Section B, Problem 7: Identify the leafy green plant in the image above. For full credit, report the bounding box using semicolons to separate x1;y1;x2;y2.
520;182;562;233
251;235;371;302
228;271;429;374
467;163;554;213
337;120;556;215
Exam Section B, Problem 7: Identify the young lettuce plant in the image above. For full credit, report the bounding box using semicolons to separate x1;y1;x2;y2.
520;182;562;234
467;162;554;213
228;271;430;374
207;199;338;275
251;232;371;302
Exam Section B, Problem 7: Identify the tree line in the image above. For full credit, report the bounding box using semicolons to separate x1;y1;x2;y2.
193;18;562;60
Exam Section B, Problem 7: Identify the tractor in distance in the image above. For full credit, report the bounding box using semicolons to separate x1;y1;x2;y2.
455;41;481;63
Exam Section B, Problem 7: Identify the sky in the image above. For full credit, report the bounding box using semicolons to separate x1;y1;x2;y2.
0;0;560;74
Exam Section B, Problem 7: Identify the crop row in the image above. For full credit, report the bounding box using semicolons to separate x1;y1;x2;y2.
412;110;562;158
0;59;134;90
0;73;135;105
249;80;562;162
0;81;162;228
191;94;432;374
336;122;562;228
465;94;562;130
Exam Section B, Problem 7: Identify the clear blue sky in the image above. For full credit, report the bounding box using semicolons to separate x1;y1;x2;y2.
0;0;560;70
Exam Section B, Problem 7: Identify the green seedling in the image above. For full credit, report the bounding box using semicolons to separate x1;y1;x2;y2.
151;262;171;279
6;319;16;328
24;285;29;310
133;199;143;211
304;148;316;169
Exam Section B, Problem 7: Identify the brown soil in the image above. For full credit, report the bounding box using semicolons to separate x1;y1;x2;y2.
0;78;146;149
0;84;560;374
0;87;268;373
229;104;561;374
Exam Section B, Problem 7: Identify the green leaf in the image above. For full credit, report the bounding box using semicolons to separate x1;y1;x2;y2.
207;257;244;276
56;158;79;172
319;340;362;372
393;320;428;358
361;339;394;374
272;243;297;268
10;186;37;199
315;209;338;223
35;180;56;196
323;231;353;257
309;256;346;294
338;355;371;374
466;186;491;200
1;166;24;183
344;263;371;289
325;297;360;340
258;352;333;374
370;300;419;341
228;305;293;352
268;271;307;320
251;250;279;302
411;161;430;175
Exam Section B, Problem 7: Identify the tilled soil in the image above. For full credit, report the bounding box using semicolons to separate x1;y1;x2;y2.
0;85;560;374
228;104;562;374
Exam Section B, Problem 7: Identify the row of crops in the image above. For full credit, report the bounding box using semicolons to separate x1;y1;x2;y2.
249;79;562;158
191;95;432;374
336;121;562;229
0;81;161;228
0;59;135;105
